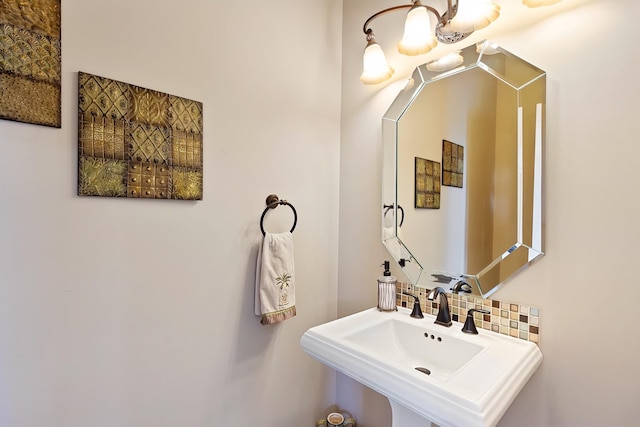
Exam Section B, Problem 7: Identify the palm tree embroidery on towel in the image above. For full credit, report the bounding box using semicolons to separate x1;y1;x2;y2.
275;272;291;306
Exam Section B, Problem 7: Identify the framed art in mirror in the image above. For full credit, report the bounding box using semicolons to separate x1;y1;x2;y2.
442;140;463;188
414;157;440;209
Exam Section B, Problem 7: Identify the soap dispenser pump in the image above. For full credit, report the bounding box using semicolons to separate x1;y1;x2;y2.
377;261;397;312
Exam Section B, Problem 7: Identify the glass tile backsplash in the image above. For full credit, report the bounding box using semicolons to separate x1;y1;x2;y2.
397;282;540;344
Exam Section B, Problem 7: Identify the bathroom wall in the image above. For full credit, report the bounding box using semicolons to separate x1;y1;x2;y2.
0;1;342;426
339;0;640;426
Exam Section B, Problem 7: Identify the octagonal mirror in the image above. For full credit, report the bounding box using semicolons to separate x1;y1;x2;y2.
382;41;545;297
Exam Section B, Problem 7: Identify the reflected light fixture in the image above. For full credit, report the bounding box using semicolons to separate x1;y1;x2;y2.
476;40;500;55
360;0;561;84
426;51;464;72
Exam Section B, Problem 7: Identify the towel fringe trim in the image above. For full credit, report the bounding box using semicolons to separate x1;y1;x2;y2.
261;306;296;325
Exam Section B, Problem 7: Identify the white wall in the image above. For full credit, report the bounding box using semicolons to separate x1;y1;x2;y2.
0;1;342;426
339;0;640;426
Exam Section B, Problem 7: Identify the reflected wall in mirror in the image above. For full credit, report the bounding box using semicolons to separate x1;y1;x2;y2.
382;41;545;298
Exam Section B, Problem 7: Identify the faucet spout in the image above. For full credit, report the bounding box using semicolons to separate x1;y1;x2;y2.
427;287;452;327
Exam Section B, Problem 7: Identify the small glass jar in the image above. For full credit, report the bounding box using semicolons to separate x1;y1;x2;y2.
377;274;397;311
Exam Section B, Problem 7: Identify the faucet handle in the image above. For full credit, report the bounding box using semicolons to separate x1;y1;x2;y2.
462;308;490;334
402;292;424;318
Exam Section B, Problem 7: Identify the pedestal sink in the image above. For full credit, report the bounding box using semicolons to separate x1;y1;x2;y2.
301;307;542;427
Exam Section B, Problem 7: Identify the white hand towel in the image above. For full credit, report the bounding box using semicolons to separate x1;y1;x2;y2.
254;232;296;325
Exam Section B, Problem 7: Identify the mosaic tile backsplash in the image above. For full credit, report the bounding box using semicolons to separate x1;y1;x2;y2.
397;282;540;344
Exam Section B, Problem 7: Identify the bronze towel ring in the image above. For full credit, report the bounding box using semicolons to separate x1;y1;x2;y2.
260;194;297;236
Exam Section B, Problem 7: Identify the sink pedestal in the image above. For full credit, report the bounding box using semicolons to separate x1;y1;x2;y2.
389;400;436;427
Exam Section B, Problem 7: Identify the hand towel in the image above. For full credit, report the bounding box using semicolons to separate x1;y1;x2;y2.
254;232;296;325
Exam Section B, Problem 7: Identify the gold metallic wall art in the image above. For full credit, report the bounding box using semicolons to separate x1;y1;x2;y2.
442;139;464;188
78;72;203;200
415;156;440;209
0;0;61;127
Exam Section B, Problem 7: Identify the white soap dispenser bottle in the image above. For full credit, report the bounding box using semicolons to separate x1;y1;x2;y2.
377;261;397;312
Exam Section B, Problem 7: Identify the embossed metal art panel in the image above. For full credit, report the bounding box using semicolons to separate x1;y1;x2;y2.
0;0;61;127
78;72;203;200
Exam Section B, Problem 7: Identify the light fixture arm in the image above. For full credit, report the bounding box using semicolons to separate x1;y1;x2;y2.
362;1;445;39
444;0;459;24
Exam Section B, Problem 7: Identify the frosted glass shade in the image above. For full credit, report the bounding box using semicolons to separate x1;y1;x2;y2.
444;0;500;33
523;0;561;7
398;6;437;56
360;42;394;84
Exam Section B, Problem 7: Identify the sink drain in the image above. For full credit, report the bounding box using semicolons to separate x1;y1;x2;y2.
415;367;431;375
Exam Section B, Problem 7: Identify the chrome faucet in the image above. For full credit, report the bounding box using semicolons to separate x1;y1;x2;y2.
427;287;452;327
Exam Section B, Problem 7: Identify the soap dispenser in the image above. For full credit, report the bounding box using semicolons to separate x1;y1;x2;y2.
377;261;397;312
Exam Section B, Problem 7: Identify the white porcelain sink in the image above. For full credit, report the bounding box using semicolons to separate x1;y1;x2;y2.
301;307;542;427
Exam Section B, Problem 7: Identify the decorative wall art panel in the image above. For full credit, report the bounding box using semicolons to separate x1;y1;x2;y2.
442;139;464;188
0;0;61;127
78;72;203;200
415;156;440;209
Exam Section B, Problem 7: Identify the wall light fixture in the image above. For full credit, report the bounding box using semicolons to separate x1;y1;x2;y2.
360;0;561;84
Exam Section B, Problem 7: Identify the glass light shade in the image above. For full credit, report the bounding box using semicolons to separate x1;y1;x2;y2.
444;0;500;34
360;41;394;84
523;0;561;7
398;6;437;56
426;52;464;72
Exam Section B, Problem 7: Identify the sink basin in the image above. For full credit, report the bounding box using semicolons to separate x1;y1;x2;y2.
301;307;542;427
346;317;484;378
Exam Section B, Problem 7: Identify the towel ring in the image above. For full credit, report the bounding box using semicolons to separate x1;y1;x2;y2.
260;194;297;236
383;204;404;227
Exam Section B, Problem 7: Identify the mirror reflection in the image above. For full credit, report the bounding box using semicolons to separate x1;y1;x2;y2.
382;41;545;297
